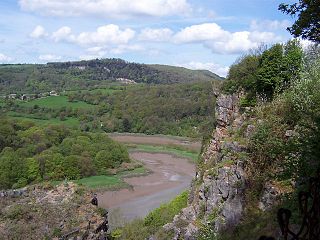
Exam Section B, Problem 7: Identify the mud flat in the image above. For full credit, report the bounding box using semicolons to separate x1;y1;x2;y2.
108;133;201;151
97;151;195;225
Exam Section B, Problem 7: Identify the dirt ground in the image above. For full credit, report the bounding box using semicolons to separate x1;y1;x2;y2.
97;151;195;224
108;133;201;151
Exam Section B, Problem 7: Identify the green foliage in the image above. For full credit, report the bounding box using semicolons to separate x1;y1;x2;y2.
144;191;189;230
222;40;303;101
98;82;217;137
257;40;303;98
224;46;320;239
0;118;130;189
3;81;217;137
0;59;222;94
20;96;93;109
74;175;125;189
224;53;261;94
257;44;284;97
279;1;320;42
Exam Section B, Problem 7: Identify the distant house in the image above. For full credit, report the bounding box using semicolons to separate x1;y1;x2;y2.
76;66;86;70
116;78;137;84
49;90;58;96
8;94;17;99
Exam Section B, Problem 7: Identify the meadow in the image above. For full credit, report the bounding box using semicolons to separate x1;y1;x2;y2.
20;95;94;109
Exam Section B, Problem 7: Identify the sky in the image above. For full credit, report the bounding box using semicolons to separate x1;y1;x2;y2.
0;0;297;76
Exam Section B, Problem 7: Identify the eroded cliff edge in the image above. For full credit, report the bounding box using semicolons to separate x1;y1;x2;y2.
164;92;253;239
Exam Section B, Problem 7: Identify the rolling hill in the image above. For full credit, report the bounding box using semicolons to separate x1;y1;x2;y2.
0;58;223;94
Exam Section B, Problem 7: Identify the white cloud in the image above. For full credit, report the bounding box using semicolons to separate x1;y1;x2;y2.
250;19;291;31
52;25;135;46
0;53;12;62
52;26;73;42
39;54;62;61
84;44;144;57
173;23;282;54
30;25;47;38
110;44;144;54
76;25;135;46
139;28;173;42
19;0;191;18
178;61;229;77
79;54;105;61
174;23;229;43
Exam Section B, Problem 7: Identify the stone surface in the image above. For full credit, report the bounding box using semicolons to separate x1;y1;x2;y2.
165;92;248;239
259;182;281;211
245;124;256;138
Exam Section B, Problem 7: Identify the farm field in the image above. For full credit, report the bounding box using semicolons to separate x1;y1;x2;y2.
20;95;94;109
8;114;80;127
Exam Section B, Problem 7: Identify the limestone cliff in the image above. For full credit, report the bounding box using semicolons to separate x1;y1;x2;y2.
164;92;252;239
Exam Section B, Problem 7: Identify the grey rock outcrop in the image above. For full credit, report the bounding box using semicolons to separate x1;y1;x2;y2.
165;93;249;239
258;182;281;211
0;188;27;198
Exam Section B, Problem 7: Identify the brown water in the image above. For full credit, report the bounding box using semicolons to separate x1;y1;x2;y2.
109;133;201;151
97;151;195;225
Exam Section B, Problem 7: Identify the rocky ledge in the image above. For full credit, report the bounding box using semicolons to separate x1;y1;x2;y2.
164;93;253;239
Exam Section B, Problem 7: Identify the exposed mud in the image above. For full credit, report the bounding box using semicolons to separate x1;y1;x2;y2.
97;152;195;225
108;133;201;151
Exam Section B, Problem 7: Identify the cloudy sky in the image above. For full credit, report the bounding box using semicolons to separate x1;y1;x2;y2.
0;0;295;76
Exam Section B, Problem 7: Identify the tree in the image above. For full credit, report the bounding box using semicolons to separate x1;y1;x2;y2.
256;44;284;98
279;1;320;42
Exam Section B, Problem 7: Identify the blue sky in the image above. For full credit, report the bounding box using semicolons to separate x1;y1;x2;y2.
0;0;296;76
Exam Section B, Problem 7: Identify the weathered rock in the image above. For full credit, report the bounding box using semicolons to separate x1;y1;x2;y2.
0;188;27;198
222;141;247;153
166;92;248;239
245;124;255;138
259;182;281;211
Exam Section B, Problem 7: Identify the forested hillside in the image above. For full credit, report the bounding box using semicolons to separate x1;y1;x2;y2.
0;118;130;189
2;81;219;138
72;82;218;137
0;58;223;94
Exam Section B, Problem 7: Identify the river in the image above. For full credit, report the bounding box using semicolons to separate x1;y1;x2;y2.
97;134;200;227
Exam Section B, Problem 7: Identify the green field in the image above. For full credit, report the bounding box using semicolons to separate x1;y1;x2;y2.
127;144;199;162
71;167;148;189
20;96;94;109
74;175;127;189
8;112;80;127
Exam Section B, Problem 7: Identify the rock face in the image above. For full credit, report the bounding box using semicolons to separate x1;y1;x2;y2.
258;182;282;211
0;183;106;240
165;93;249;239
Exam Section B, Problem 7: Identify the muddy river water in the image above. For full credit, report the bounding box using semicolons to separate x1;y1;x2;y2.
97;135;199;226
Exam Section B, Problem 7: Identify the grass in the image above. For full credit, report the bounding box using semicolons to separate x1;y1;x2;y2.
8;113;80;127
73;175;127;189
118;167;150;177
128;144;199;163
49;167;149;190
19;96;94;109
